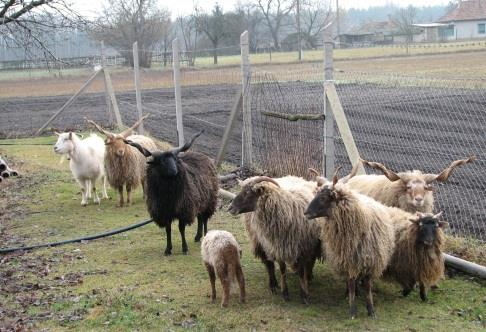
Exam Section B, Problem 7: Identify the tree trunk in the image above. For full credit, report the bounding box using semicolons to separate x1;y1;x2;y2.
213;49;218;65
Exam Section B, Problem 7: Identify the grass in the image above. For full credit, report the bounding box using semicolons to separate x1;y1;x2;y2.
1;136;486;331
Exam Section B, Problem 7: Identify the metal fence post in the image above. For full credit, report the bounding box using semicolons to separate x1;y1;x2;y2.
323;25;335;178
240;31;252;170
132;41;145;135
172;38;184;147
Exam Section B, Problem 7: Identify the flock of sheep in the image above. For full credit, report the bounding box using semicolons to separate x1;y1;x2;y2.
44;115;477;318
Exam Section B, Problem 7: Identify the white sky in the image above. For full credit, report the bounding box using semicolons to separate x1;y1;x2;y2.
74;0;452;19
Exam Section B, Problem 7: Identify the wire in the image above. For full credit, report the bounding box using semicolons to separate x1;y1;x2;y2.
0;219;153;254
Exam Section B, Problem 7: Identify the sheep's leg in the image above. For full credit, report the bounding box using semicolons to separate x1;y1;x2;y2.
236;263;246;304
205;262;217;303
195;216;203;242
101;176;109;199
419;282;427;302
80;181;88;206
203;217;208;235
85;179;92;199
279;262;289;302
298;263;310;305
362;275;376;318
348;278;357;319
141;180;146;200
178;220;188;255
262;259;278;294
118;186;124;207
126;184;132;206
91;179;100;204
218;267;230;308
307;258;316;283
164;224;172;256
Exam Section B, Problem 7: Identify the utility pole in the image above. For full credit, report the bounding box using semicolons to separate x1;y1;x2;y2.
336;0;340;48
297;0;302;60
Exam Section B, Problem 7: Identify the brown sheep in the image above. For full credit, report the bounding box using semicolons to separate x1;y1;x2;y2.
385;211;448;301
87;115;158;207
305;168;395;318
229;176;322;304
201;230;245;308
346;156;476;213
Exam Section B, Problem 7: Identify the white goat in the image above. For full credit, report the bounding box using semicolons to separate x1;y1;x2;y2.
54;132;108;206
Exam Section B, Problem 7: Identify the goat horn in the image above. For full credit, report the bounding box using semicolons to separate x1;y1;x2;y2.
86;119;113;137
426;155;476;183
332;166;342;187
124;139;153;157
433;211;444;219
360;158;401;182
308;168;320;177
120;114;150;138
172;130;204;155
308;168;327;186
249;176;280;188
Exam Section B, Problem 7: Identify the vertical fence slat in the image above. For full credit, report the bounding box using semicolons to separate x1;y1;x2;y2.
241;31;252;170
133;41;144;135
101;41;114;126
323;25;335;178
172;38;184;147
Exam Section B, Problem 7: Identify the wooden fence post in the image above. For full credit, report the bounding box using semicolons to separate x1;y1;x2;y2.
240;31;252;170
101;41;123;129
323;24;335;178
132;41;145;135
172;38;184;147
101;41;114;125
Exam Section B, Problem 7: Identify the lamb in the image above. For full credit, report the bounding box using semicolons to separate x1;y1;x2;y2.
385;211;448;301
87;115;158;207
304;168;395;318
53;132;108;206
346;156;476;213
0;156;19;180
201;230;246;308
229;176;322;304
125;131;219;255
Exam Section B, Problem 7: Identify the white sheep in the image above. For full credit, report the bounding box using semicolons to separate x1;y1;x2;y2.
54;132;108;206
201;230;245;308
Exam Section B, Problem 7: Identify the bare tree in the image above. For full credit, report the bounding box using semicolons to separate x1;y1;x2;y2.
177;14;198;66
393;5;417;53
300;0;332;48
234;2;264;51
195;3;228;65
0;0;85;61
91;0;170;68
255;0;296;50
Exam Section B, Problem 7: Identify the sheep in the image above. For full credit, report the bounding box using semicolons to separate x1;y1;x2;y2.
304;168;395;318
87;115;158;207
201;230;246;308
229;176;322;304
125;130;219;255
385;211;448;302
53;132;108;206
346;156;476;213
0;157;19;180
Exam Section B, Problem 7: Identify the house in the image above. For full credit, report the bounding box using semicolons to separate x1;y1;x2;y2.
338;19;422;47
436;0;486;40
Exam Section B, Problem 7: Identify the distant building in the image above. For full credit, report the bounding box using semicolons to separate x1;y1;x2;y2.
435;0;486;40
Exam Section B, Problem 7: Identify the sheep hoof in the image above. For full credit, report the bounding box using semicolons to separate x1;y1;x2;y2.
239;297;246;304
194;235;202;242
164;250;172;256
368;312;376;319
220;302;228;308
402;288;412;297
182;251;189;255
431;285;439;290
282;293;290;302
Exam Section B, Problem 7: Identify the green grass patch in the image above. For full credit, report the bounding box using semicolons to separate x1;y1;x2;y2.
1;136;485;331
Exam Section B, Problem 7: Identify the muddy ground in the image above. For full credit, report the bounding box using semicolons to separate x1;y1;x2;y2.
0;82;484;241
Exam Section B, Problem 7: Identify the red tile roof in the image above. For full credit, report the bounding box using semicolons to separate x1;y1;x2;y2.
437;0;486;22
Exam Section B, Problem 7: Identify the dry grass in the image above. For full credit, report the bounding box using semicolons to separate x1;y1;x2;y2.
1;50;486;99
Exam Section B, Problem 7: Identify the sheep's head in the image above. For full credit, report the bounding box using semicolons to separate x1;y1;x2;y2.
87;115;149;158
228;176;280;215
410;212;448;247
125;130;203;177
305;167;343;219
360;156;476;208
54;132;77;155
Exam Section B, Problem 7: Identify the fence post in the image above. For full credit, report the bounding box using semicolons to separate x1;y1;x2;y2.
323;25;335;179
240;31;252;170
132;41;145;135
172;38;184;147
101;41;114;125
101;41;123;129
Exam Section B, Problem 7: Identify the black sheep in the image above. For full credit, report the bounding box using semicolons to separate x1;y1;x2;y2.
125;131;219;256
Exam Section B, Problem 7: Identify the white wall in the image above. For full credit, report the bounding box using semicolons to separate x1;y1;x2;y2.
452;21;486;40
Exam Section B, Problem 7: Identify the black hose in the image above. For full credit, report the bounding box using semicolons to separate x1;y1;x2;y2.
0;219;154;254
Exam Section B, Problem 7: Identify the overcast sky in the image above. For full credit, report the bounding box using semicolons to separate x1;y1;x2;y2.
75;0;452;19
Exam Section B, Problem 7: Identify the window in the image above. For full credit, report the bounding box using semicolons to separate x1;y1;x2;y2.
479;23;486;34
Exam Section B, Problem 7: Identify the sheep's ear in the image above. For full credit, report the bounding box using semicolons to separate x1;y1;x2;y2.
68;132;73;140
251;182;268;195
237;179;244;187
438;221;449;229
